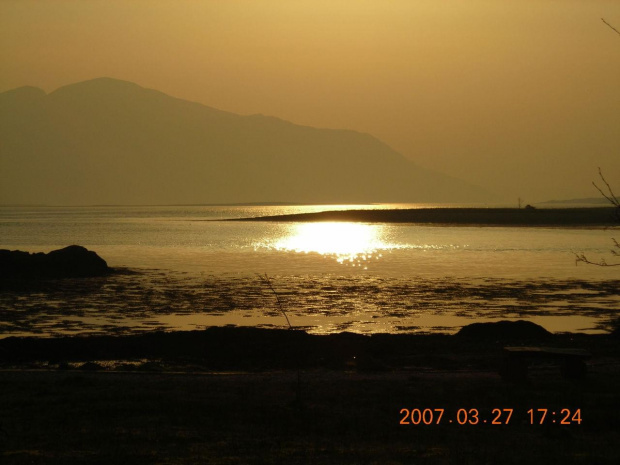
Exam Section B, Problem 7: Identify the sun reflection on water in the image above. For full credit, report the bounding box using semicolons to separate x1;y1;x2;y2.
265;222;402;268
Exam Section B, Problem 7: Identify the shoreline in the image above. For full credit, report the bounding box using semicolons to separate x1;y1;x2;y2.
1;325;617;371
230;207;619;226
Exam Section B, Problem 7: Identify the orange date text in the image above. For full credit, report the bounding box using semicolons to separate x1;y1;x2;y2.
399;408;581;426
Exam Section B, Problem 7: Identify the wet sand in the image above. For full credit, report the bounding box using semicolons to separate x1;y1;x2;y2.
1;270;618;337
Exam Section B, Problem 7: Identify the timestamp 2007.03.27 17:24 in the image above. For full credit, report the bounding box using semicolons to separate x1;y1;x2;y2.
399;408;582;426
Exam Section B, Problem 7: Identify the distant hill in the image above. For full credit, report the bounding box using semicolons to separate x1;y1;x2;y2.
0;78;490;205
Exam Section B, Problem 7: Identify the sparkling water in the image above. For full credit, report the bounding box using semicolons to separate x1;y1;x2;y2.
1;205;618;336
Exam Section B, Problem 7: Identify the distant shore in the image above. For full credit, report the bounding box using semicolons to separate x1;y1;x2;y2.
232;207;619;226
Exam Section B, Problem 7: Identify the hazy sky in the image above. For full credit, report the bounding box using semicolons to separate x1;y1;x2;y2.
1;0;619;202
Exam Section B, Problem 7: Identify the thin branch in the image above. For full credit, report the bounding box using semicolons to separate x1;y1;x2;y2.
602;18;620;37
575;252;620;267
576;169;620;267
592;168;620;208
257;273;293;329
611;238;620;256
257;273;303;407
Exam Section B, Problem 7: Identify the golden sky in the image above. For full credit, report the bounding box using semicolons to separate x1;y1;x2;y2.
1;0;619;202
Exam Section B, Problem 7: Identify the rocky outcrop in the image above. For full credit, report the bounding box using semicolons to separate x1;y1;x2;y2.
0;245;110;279
456;320;552;341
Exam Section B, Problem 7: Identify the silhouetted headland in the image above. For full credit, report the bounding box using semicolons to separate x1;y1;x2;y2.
233;207;618;226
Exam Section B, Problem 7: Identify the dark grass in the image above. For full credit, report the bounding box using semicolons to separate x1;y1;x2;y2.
1;367;619;464
1;328;619;464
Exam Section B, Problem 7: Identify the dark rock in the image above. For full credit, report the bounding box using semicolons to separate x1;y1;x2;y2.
0;245;110;279
456;320;552;341
135;361;164;372
79;361;103;371
57;362;70;370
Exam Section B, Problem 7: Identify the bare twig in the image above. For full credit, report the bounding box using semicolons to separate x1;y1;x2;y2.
257;273;293;329
592;167;620;209
575;169;619;267
575;252;620;267
602;18;620;37
257;273;303;407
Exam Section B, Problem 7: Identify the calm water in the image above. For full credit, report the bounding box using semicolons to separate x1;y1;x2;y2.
1;205;618;336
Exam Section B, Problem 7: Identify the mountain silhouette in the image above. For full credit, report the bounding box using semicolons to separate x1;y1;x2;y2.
1;77;489;205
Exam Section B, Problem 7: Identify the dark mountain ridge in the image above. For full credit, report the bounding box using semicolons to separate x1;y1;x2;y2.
0;77;490;205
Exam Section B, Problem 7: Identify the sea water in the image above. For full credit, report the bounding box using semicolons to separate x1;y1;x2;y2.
1;204;618;336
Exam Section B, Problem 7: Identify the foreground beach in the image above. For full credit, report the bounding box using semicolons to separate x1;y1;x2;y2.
1;327;619;464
